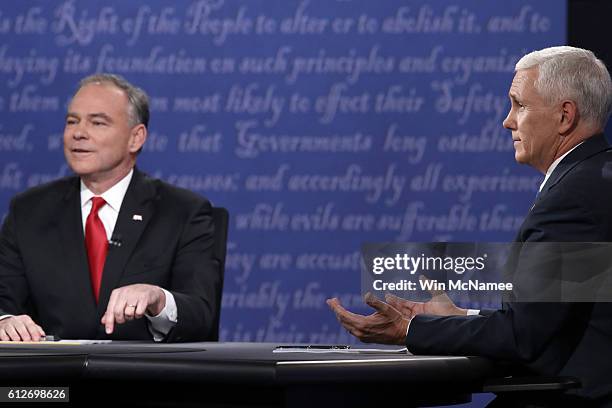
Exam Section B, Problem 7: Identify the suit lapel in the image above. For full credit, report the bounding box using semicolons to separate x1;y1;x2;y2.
519;135;611;241
539;135;611;199
57;178;98;313
97;169;157;313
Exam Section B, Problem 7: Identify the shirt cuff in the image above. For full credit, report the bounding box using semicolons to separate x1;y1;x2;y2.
145;288;178;342
0;315;14;321
466;309;481;316
404;316;414;353
405;317;412;336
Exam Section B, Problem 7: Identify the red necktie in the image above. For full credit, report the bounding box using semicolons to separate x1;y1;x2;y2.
85;197;108;303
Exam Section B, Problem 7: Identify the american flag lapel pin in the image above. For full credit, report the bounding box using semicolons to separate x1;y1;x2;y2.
132;214;143;221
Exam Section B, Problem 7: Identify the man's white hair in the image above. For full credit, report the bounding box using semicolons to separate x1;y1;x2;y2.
516;46;612;130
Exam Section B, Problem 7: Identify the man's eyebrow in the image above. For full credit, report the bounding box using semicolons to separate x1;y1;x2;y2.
87;113;113;122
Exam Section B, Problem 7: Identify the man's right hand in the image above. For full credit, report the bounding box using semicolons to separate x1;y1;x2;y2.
0;315;45;341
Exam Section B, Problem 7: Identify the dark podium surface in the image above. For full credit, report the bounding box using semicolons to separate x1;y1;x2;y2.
0;341;502;407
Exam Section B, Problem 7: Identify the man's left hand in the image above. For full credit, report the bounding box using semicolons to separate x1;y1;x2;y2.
326;293;409;345
101;284;166;334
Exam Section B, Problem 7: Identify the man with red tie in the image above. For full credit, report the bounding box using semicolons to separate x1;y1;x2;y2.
0;74;220;342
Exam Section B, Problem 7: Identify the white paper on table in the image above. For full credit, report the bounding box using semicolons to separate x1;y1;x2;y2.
273;346;407;354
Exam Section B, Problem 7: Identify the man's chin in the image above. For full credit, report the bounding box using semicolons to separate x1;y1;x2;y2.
514;151;529;165
66;163;95;177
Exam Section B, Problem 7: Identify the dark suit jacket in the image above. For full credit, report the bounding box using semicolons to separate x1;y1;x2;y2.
0;168;221;342
406;135;612;399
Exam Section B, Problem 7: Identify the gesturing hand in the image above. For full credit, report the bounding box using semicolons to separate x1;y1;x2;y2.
384;276;468;319
326;292;409;345
101;284;166;334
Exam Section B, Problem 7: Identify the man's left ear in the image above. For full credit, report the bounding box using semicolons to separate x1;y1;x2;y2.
559;100;578;135
129;124;147;153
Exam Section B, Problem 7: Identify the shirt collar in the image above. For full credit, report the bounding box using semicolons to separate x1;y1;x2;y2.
539;142;583;192
80;169;134;211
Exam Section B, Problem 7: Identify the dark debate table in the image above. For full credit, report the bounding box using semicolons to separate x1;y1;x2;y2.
0;342;503;407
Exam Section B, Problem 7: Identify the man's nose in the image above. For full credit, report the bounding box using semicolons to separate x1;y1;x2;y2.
502;110;515;130
71;124;88;139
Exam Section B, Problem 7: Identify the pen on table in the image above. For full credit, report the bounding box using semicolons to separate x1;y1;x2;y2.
40;335;61;341
275;345;351;350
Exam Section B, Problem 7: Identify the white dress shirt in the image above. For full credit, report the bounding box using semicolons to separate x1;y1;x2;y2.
81;169;177;341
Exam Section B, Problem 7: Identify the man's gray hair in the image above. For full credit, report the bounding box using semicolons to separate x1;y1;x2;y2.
516;46;612;130
78;73;150;129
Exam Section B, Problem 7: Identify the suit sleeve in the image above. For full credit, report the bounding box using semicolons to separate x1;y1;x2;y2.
0;199;30;316
164;199;220;342
407;185;595;364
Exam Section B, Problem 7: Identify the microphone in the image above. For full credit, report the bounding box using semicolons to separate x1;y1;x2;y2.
109;234;123;248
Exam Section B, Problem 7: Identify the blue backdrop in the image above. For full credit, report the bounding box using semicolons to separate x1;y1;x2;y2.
0;0;565;344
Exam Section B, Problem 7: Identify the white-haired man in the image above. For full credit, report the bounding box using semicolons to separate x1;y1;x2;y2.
328;46;612;405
